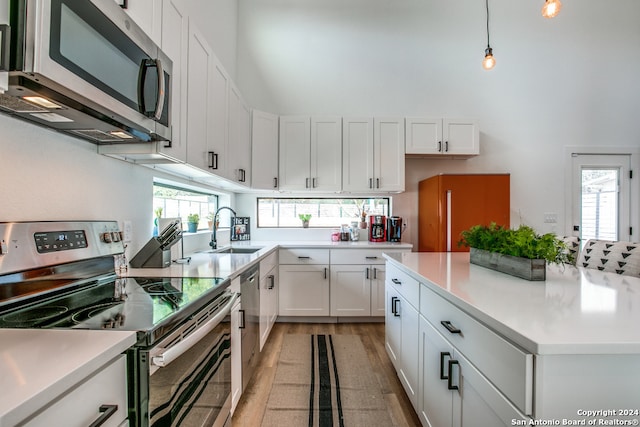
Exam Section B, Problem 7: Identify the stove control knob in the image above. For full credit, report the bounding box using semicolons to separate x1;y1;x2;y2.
101;232;113;243
0;240;7;255
111;231;121;242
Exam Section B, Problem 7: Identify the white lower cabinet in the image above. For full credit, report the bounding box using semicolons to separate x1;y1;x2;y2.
259;251;279;350
279;249;330;316
385;264;420;408
231;278;242;414
279;264;329;316
418;316;528;427
23;355;128;427
329;264;385;317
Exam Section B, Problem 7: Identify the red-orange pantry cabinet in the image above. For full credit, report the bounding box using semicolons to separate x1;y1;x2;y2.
418;174;510;252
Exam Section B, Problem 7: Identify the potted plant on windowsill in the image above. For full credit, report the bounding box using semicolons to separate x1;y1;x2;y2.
299;214;312;228
458;223;571;281
187;213;200;233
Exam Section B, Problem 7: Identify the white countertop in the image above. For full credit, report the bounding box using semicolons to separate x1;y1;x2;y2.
122;241;412;279
385;252;640;355
0;329;136;427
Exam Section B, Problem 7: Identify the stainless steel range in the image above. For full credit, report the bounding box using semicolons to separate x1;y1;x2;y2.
0;221;236;427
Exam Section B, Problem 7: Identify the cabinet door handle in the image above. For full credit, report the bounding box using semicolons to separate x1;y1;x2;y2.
369;178;373;189
447;359;460;390
390;296;398;315
239;309;246;329
306;177;310;188
441;320;461;334
366;267;370;279
438;141;442;152
208;151;218;169
393;298;400;316
273;177;278;188
88;404;118;427
312;177;317;188
373;267;378;279
440;352;451;380
376;178;380;188
391;278;401;285
323;267;328;279
444;141;449;152
268;275;275;289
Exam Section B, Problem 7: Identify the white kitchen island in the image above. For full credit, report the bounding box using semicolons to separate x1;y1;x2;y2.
384;251;640;426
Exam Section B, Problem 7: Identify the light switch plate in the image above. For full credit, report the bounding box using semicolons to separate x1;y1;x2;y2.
123;220;132;242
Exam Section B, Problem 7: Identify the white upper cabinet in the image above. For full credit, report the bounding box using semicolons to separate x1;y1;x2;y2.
227;83;251;186
405;117;479;157
184;23;213;171
118;0;162;45
251;110;279;190
343;117;405;192
279;116;342;191
158;0;188;162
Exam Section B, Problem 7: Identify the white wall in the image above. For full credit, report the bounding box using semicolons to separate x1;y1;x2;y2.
236;0;640;248
0;114;235;259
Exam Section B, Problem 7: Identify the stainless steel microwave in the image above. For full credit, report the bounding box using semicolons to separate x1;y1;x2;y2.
0;0;172;144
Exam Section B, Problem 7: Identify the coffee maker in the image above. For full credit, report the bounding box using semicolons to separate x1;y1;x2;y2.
369;215;386;242
387;216;404;242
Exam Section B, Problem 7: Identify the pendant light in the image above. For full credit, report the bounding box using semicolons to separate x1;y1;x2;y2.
541;0;562;18
482;0;495;70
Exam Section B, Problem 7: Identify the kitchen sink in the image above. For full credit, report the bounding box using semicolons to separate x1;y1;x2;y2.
206;246;263;254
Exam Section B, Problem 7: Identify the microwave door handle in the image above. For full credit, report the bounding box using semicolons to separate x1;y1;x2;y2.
138;58;165;121
153;58;166;121
151;292;238;368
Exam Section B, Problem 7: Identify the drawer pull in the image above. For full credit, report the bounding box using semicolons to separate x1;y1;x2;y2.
365;256;378;259
441;320;461;334
239;309;246;329
393;297;400;316
440;352;451;380
298;256;311;259
88;404;118;427
447;359;460;390
391;278;402;285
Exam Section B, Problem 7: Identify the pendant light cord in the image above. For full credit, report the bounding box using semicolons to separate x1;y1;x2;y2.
486;0;491;48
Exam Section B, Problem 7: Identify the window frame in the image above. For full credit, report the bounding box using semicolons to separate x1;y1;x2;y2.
256;197;390;228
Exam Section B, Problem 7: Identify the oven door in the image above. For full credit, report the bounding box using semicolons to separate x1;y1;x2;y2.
138;292;237;427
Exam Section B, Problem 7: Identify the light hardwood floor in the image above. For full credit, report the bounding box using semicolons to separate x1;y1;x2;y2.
231;322;422;427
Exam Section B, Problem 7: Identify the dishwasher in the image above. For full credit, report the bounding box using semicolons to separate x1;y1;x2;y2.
239;264;260;390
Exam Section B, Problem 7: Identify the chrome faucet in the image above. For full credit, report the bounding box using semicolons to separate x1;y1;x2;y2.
210;206;237;249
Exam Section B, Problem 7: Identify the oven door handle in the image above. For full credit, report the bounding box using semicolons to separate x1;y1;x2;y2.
152;292;238;368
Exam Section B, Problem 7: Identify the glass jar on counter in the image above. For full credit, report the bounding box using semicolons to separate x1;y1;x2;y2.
331;229;341;242
340;224;350;241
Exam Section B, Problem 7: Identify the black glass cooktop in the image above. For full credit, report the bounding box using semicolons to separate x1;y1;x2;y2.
0;276;229;347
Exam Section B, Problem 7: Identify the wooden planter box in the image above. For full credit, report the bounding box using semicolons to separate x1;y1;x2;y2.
469;248;547;281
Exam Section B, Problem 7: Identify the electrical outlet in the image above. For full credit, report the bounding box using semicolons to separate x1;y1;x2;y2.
543;213;558;224
123;220;132;242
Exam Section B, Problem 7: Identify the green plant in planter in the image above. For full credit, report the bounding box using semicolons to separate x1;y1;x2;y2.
459;223;572;265
298;214;312;222
187;213;200;224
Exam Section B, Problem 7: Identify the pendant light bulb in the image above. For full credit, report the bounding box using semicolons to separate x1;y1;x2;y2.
542;0;562;18
482;47;496;70
482;0;495;70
